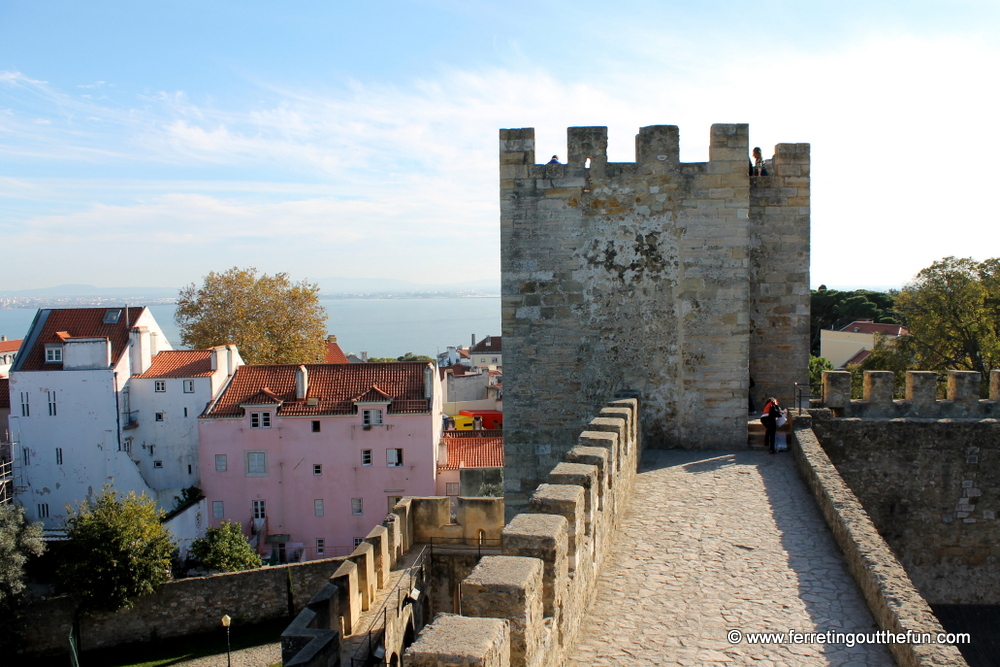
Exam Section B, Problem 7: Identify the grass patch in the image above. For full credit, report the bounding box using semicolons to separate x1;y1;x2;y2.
17;616;288;667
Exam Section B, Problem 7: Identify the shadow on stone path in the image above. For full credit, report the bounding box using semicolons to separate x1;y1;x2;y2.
564;450;896;667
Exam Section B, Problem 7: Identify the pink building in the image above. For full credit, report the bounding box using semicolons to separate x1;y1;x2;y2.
199;361;442;561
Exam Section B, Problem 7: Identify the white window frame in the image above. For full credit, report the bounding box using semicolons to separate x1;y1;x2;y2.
154;380;166;392
213;501;224;518
250;411;272;428
361;449;373;466
351;498;363;515
354;537;365;547
246;451;267;476
386;448;403;467
45;345;62;363
183;380;195;393
252;499;266;519
153;460;163;469
155;412;164;422
37;503;49;519
446;482;460;496
313;464;322;476
20;392;28;417
56;447;63;465
316;538;325;556
48;391;57;416
314;499;324;516
363;408;383;426
215;454;227;472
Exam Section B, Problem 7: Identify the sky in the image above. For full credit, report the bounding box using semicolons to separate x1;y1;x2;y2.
2;0;999;292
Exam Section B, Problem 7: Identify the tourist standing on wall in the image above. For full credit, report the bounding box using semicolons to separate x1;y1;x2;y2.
761;397;782;454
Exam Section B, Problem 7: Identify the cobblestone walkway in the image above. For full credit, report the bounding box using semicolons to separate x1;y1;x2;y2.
565;450;896;667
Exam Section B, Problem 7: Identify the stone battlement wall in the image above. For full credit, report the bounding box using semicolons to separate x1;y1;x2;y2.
821;369;1000;418
405;397;639;667
501;123;809;517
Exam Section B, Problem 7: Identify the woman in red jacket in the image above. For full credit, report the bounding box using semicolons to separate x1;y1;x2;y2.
761;397;782;454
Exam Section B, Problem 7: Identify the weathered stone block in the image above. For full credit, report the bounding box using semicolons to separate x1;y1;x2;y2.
823;371;851;409
948;370;981;404
502;513;568;620
863;371;895;405
405;613;510;667
907;371;938;406
461;556;544;667
528;484;585;570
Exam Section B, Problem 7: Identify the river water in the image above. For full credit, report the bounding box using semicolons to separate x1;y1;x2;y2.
0;297;501;359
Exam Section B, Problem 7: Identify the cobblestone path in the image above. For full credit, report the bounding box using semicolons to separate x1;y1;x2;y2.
565;450;896;667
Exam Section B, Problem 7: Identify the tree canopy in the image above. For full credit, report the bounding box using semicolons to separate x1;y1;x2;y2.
368;352;435;363
0;504;45;605
175;267;328;364
892;257;1000;380
190;521;263;572
59;487;177;612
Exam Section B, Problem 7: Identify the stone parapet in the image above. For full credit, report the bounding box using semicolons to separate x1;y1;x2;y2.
821;369;1000;419
791;416;968;667
405;613;510;667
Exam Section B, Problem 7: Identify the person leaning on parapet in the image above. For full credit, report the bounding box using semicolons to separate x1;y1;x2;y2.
751;147;768;176
547;155;560;165
761;397;783;454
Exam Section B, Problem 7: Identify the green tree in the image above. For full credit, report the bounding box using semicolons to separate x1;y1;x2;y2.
895;257;1000;381
176;267;327;364
808;355;833;388
190;521;263;572
368;352;434;363
0;505;45;650
59;487;177;612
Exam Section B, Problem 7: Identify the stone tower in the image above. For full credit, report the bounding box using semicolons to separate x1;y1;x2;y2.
501;124;809;516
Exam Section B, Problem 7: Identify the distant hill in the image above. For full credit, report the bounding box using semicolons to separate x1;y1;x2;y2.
0;278;501;300
0;284;179;298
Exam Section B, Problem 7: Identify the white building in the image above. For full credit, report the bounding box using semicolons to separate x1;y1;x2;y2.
128;345;243;500
7;307;241;530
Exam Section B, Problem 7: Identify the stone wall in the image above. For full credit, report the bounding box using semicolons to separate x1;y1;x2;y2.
809;414;1000;605
404;397;640;667
22;556;349;655
791;415;968;667
501;124;809;516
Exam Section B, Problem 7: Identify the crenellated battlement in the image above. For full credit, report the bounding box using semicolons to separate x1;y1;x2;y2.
820;369;1000;419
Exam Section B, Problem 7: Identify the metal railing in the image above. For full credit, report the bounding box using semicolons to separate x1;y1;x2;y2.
427;536;501;559
351;545;429;667
793;382;823;412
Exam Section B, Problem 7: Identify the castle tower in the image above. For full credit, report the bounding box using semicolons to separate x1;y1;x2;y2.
500;124;809;517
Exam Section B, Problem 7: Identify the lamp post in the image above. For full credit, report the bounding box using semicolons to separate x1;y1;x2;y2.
221;614;232;667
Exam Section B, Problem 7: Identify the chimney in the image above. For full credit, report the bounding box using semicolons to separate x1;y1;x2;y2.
150;331;161;356
471;334;476;347
130;326;152;375
424;365;433;399
361;351;368;363
296;365;309;400
1;335;6;341
210;347;219;371
327;334;337;343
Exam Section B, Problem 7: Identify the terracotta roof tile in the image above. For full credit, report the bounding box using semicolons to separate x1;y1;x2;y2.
839;320;909;336
135;350;215;378
470;336;502;354
205;361;432;418
16;307;147;371
325;339;349;364
438;432;504;470
845;349;872;366
0;339;23;354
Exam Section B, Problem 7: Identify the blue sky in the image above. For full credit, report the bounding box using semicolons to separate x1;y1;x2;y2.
2;1;999;291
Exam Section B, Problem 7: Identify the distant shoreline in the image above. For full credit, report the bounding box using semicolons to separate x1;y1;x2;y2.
0;292;501;309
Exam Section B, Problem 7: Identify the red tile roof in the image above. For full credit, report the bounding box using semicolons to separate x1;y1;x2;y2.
0;378;8;409
470;336;502;354
16;308;147;371
325;339;349;364
839;320;909;336
135;350;215;378
845;349;872;366
439;432;504;470
0;339;22;354
204;361;432;418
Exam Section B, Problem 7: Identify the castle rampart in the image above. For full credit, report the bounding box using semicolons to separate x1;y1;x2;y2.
501;124;809;517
